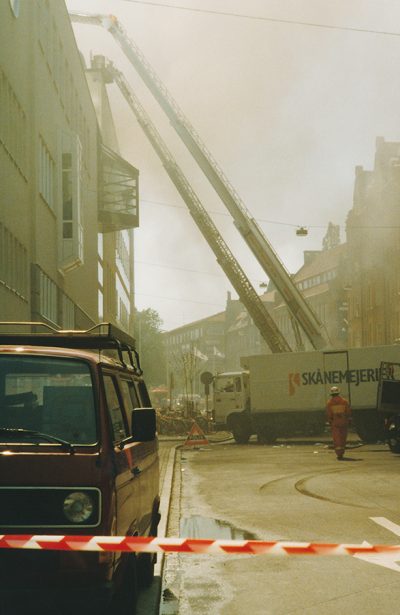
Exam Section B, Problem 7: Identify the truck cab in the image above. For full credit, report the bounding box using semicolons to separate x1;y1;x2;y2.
213;371;250;433
0;322;160;615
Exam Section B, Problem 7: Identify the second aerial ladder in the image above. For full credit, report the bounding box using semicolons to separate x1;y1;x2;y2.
106;60;291;353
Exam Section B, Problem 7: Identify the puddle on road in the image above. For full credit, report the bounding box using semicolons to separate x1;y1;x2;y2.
180;515;258;540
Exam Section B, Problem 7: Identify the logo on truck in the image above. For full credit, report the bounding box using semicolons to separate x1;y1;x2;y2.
288;368;380;395
288;372;301;396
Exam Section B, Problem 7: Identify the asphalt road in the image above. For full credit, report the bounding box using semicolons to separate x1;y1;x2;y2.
136;439;178;615
160;436;400;615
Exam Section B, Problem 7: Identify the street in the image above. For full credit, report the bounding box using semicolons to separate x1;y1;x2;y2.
159;436;400;615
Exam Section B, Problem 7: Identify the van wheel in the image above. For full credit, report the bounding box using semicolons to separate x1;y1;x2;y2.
110;554;138;614
138;552;155;588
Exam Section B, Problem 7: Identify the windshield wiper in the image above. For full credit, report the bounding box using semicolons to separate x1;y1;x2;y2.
0;428;75;453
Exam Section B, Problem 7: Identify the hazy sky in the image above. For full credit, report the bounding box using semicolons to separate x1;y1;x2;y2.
66;0;400;331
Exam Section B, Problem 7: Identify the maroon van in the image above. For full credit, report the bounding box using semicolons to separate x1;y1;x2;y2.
0;322;160;615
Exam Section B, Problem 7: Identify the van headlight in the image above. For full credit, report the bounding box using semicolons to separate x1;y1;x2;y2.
63;491;94;523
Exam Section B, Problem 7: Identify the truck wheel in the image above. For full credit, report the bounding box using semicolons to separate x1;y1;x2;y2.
231;418;251;444
257;428;277;445
355;426;378;444
354;413;383;444
387;422;400;454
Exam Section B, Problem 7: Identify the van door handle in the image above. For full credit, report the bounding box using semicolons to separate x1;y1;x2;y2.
131;466;141;476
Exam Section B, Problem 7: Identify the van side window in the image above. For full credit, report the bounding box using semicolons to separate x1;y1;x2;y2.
120;379;140;434
137;380;151;407
103;374;127;443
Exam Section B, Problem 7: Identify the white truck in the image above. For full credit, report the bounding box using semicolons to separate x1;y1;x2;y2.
213;345;400;444
376;360;400;453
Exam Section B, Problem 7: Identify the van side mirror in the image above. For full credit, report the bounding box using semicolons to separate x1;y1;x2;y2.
131;407;157;441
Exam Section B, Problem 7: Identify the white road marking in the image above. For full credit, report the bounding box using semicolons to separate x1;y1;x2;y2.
354;518;400;572
370;516;400;537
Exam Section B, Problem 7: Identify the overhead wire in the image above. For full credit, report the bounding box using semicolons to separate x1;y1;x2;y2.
140;198;399;230
122;0;400;38
134;289;226;308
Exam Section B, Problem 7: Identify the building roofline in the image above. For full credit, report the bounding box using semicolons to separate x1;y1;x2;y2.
163;311;225;335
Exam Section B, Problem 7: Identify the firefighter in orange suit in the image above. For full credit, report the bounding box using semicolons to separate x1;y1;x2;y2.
326;386;351;460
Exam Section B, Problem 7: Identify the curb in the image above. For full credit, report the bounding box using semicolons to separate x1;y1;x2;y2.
155;445;178;577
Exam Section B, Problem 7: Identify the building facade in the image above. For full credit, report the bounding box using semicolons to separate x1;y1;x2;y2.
164;312;225;396
0;1;139;333
223;228;348;369
273;241;349;351
346;137;400;347
224;291;270;371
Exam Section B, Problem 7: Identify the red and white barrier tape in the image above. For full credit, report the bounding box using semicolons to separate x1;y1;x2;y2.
0;535;400;556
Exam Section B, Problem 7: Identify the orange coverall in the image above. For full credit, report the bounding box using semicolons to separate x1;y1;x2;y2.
326;395;351;459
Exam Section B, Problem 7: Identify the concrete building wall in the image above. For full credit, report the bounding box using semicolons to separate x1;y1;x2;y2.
0;0;99;327
0;1;33;321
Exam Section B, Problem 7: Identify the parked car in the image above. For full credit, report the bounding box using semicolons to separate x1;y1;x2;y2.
0;322;160;615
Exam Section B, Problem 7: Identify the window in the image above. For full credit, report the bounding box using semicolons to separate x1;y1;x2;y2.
118;297;129;330
215;376;235;393
61;294;75;329
38;268;58;324
0;356;96;445
0;68;27;177
39;137;55;209
59;131;84;272
0;223;28;299
120;379;140;433
116;231;130;284
234;377;242;392
9;0;20;18
103;375;127;443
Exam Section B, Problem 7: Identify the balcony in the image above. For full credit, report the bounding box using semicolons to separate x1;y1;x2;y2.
98;144;139;233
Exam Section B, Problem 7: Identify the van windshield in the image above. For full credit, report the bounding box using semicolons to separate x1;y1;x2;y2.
0;356;97;445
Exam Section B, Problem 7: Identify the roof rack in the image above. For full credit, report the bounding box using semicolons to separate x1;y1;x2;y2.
0;322;142;374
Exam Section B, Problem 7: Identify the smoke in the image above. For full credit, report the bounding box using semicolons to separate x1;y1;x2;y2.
67;0;400;329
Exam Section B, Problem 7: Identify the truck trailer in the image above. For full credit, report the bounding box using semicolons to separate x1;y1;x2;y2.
213;345;400;444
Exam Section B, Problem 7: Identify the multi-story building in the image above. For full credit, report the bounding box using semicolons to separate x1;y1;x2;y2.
0;1;139;332
346;137;400;347
223;226;348;368
164;312;225;395
224;291;270;370
273;241;349;351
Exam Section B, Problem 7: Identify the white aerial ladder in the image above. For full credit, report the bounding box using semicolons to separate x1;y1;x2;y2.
99;58;291;353
70;12;330;350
